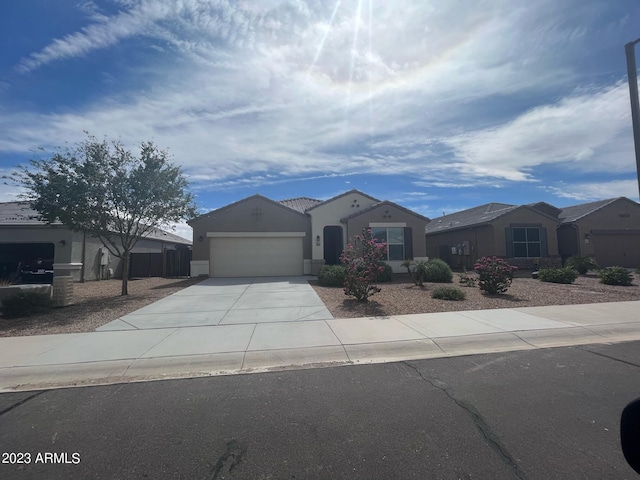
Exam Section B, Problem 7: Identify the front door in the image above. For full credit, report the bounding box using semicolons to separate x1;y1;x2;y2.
323;226;343;265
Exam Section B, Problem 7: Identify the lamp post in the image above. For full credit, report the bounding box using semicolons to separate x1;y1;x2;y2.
625;37;640;199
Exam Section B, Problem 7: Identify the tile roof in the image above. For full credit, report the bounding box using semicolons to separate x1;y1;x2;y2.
425;203;517;233
0;201;191;244
279;197;322;213
558;198;621;223
0;202;58;225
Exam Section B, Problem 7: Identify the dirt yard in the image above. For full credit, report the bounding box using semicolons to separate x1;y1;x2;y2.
310;272;640;318
0;277;202;337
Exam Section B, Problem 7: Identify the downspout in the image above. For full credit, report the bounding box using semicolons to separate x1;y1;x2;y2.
81;231;86;282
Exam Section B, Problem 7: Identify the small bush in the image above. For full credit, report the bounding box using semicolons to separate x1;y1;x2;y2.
423;259;453;283
599;266;633;286
431;286;466;301
1;291;53;319
376;263;393;283
564;256;599;275
474;256;517;294
538;267;578;284
318;265;347;287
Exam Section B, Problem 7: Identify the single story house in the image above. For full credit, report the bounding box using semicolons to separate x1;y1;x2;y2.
557;197;640;268
0;202;192;282
188;189;430;277
425;202;562;270
426;196;640;270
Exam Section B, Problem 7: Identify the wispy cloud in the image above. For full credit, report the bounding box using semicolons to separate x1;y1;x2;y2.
544;180;640;202
16;1;174;73
442;82;635;182
3;0;637;205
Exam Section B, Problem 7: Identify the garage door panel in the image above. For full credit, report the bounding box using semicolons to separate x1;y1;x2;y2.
211;237;303;277
593;234;640;268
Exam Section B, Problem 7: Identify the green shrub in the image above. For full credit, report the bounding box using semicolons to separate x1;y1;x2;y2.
402;260;429;286
423;259;453;283
599;266;633;286
538;267;578;284
474;256;517;294
318;265;346;287
1;291;53;319
564;256;599;275
431;286;466;301
376;262;393;283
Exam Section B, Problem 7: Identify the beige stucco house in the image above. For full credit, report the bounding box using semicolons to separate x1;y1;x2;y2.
0;202;192;282
557;197;640;268
425;202;561;270
188;189;430;277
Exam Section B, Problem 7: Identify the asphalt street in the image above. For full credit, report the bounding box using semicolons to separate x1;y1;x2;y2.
1;341;639;479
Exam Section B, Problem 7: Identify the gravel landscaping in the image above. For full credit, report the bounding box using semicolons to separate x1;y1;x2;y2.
310;272;640;318
0;277;202;337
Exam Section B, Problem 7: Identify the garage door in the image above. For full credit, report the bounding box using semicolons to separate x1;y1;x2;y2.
210;236;304;277
592;233;640;268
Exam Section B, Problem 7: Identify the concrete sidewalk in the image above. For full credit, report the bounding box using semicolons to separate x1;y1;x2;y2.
1;300;639;392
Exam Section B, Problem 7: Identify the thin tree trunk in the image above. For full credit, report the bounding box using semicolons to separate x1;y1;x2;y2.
121;251;130;296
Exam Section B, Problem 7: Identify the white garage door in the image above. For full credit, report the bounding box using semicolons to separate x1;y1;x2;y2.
210;236;304;277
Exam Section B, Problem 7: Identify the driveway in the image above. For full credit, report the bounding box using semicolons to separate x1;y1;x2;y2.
97;276;333;331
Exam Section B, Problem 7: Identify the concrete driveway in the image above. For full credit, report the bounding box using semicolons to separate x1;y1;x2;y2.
97;276;333;331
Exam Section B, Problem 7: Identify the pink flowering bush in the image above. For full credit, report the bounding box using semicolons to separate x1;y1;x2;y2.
473;256;518;294
340;228;387;302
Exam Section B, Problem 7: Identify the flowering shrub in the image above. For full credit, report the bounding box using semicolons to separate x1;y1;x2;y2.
340;228;387;302
473;256;517;294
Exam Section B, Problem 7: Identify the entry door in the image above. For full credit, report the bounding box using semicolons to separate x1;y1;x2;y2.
323;226;343;265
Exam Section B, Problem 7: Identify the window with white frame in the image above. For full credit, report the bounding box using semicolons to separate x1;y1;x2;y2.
371;227;404;261
512;227;541;257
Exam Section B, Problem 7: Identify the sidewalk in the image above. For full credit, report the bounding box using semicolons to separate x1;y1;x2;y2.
1;300;639;392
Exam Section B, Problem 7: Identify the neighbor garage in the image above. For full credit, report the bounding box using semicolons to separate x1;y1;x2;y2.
209;234;304;277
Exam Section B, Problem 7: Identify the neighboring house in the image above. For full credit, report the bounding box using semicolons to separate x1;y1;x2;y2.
425;202;561;270
188;189;430;277
557;197;640;268
0;202;192;282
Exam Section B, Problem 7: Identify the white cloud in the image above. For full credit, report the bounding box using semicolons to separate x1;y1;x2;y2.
443;82;635;181
166;221;193;242
3;0;636;198
545;180;640;203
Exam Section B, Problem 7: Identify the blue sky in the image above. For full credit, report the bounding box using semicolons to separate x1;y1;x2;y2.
1;0;639;240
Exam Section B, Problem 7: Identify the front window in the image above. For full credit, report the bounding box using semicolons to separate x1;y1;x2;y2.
371;227;404;261
512;227;541;257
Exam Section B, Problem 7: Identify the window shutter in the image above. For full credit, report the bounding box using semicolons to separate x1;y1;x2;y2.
541;228;548;257
404;227;413;260
505;228;514;257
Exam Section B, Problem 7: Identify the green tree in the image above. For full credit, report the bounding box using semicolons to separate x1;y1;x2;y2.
12;135;197;295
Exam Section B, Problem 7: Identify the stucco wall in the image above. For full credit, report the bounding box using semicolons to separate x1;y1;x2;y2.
572;198;640;257
308;192;378;261
189;196;312;262
426;225;494;269
490;208;559;256
345;203;428;258
0;226;73;265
